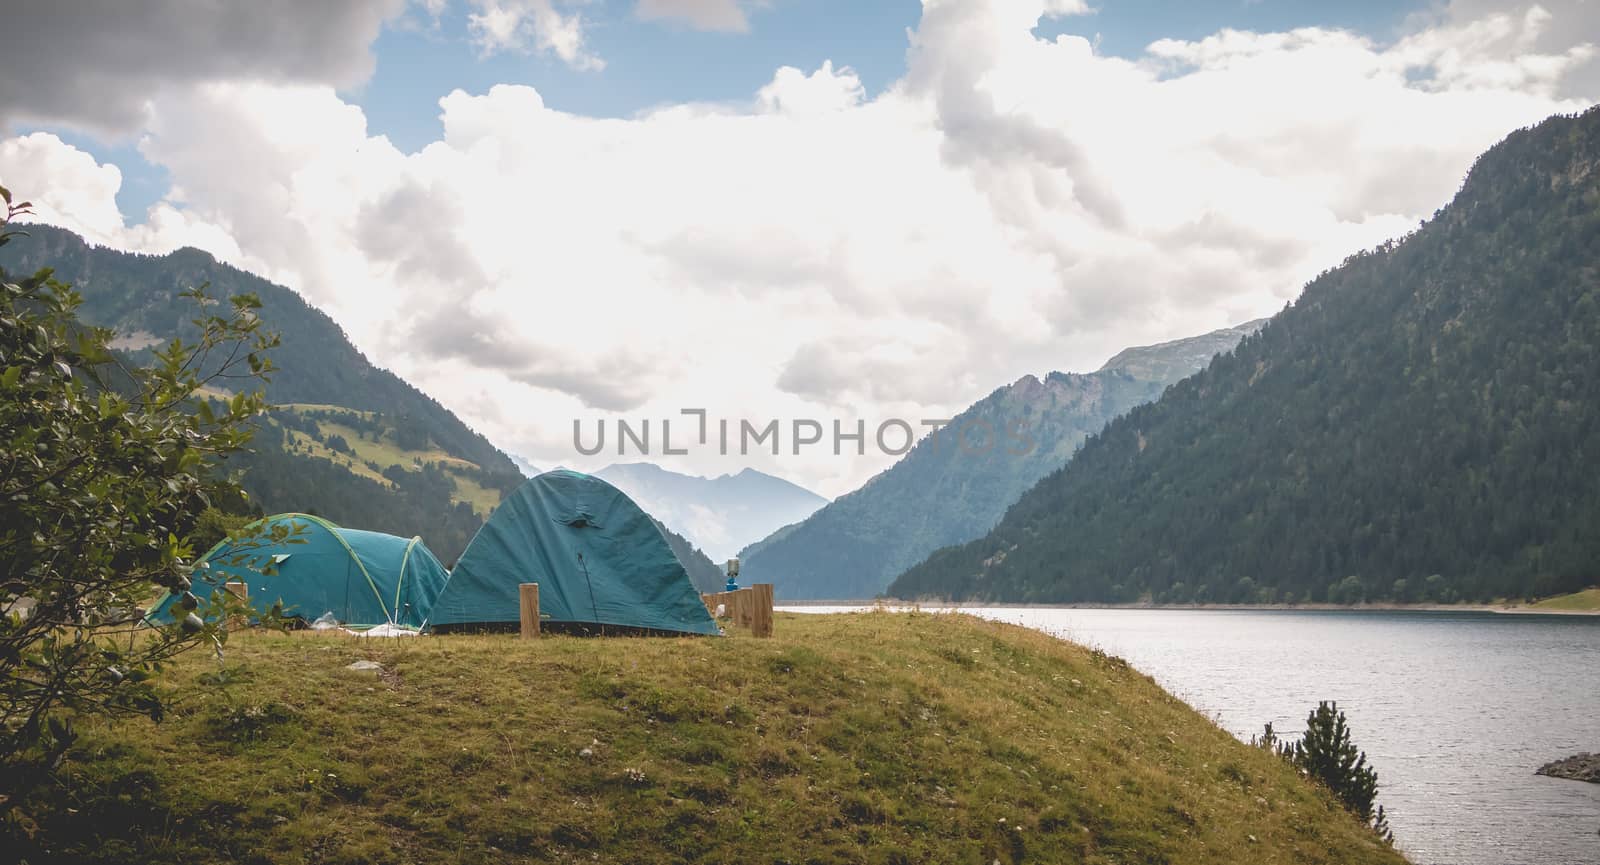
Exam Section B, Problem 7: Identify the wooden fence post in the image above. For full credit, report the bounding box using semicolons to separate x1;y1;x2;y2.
223;581;248;630
751;583;774;638
735;588;755;628
519;583;540;639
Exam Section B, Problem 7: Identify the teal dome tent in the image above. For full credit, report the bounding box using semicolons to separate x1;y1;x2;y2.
147;513;450;629
430;470;719;636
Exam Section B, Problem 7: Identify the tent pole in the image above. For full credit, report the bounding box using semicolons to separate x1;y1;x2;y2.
576;551;601;628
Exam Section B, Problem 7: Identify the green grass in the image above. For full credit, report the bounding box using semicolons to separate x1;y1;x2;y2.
18;612;1407;864
438;465;507;516
279;403;379;418
1529;587;1600;611
276;405;504;515
317;419;475;474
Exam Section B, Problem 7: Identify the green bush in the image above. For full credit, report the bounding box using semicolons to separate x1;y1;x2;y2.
0;183;278;835
1258;701;1392;843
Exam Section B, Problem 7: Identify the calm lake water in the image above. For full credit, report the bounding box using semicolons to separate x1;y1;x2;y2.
784;607;1600;865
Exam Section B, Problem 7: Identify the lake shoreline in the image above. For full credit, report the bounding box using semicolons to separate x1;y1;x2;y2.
779;600;1600;616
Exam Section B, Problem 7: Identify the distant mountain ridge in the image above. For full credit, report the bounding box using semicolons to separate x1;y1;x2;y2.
650;518;727;594
1099;320;1267;380
891;107;1600;605
0;225;525;560
738;321;1262;599
594;463;828;562
510;454;542;478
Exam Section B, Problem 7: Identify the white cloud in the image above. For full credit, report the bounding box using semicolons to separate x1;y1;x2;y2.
0;132;246;260
636;0;762;32
756;61;867;115
1392;4;1596;93
1414;1;1600;97
0;134;126;241
0;1;404;135
467;0;605;69
2;0;1595;496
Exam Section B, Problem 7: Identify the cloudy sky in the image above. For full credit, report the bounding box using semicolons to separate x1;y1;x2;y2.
1;0;1595;496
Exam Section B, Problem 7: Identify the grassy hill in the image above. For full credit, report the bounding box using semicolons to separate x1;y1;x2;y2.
274;404;509;516
1528;587;1600;611
15;613;1405;864
229;404;520;563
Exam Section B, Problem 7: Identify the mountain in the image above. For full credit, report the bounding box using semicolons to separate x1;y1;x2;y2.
593;463;827;562
0;225;525;561
510;454;542;478
738;321;1263;599
891;108;1600;605
1096;321;1264;381
651;518;727;594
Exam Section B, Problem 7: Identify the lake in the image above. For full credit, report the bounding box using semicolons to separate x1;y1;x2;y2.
784;607;1600;865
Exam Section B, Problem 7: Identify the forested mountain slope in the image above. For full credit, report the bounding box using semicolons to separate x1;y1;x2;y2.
652;518;727;593
0;225;524;560
739;322;1261;599
891;108;1600;604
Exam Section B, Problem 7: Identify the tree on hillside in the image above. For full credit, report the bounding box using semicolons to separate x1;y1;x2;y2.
0;185;280;830
1259;702;1393;843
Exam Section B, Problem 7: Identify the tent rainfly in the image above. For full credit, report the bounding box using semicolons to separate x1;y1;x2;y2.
146;513;450;629
428;470;719;635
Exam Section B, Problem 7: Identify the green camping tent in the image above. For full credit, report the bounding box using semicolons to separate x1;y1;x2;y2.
429;470;719;635
147;513;450;629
